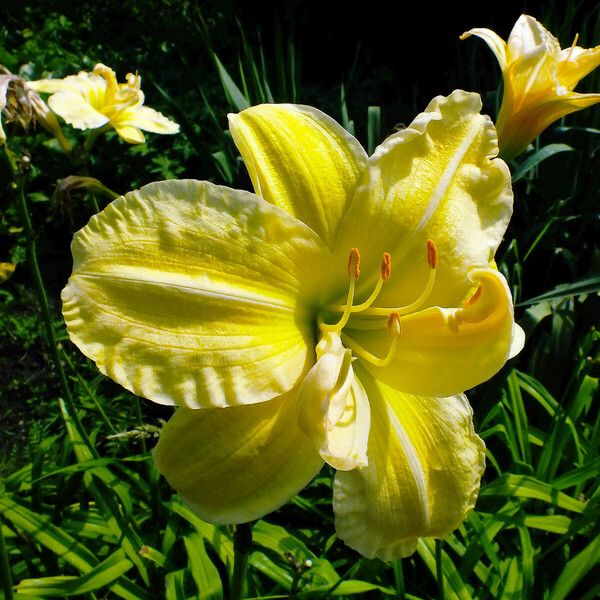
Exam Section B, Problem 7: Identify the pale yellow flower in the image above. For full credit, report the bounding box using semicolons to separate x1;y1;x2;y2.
62;91;523;559
29;64;179;144
461;15;600;160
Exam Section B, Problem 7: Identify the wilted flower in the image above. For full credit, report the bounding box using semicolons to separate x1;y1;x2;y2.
30;63;179;144
62;92;523;559
461;15;600;160
0;66;71;151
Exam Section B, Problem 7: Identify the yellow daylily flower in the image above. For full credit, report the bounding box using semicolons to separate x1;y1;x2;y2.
29;63;179;144
461;15;600;160
62;91;524;560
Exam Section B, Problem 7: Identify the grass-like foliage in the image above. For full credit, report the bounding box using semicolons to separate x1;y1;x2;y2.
0;1;599;598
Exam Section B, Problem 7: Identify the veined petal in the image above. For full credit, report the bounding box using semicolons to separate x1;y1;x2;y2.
333;371;485;560
48;91;109;130
228;104;368;247
459;28;508;70
28;77;84;94
347;268;515;397
154;389;324;524
117;105;179;134
62;179;330;409
329;90;512;309
558;45;600;89
297;333;370;470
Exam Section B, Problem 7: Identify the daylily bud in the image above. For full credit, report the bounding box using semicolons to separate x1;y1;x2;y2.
54;175;119;208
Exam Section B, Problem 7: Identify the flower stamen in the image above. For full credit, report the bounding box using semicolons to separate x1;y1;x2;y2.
566;33;580;62
362;240;437;316
320;248;360;333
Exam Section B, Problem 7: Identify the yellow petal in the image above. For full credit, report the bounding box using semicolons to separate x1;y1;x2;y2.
460;28;507;70
118;105;179;134
113;123;145;144
297;333;370;470
329;90;512;310
347;268;515;397
558;45;600;89
62;179;329;408
333;370;485;560
497;91;600;160
0;262;15;284
48;91;109;130
154;389;324;524
228;104;367;247
28;77;84;94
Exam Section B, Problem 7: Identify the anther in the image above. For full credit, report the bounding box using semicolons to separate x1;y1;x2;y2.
361;240;438;317
387;312;401;338
427;239;438;269
348;247;361;279
320;249;360;333
381;252;391;281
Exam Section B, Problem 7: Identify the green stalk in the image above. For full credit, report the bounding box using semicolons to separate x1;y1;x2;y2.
393;559;405;598
231;523;252;600
3;146;97;459
436;539;445;600
0;519;14;600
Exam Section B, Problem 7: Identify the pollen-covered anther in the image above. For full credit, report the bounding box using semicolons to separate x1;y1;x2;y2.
361;239;438;317
348;247;361;279
387;312;402;338
427;239;438;269
381;252;392;281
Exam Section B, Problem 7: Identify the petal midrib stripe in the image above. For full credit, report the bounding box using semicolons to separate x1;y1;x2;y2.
76;271;297;311
417;119;482;231
387;403;431;529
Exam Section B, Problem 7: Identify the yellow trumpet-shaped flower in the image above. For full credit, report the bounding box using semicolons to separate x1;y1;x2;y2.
461;15;600;160
29;63;179;144
62;91;524;560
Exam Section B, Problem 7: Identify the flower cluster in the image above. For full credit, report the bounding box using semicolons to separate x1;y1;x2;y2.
1;63;178;147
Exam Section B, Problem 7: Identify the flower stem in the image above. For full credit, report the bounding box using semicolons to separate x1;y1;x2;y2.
436;539;444;600
231;523;253;600
3;146;97;459
393;559;405;598
0;518;14;600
